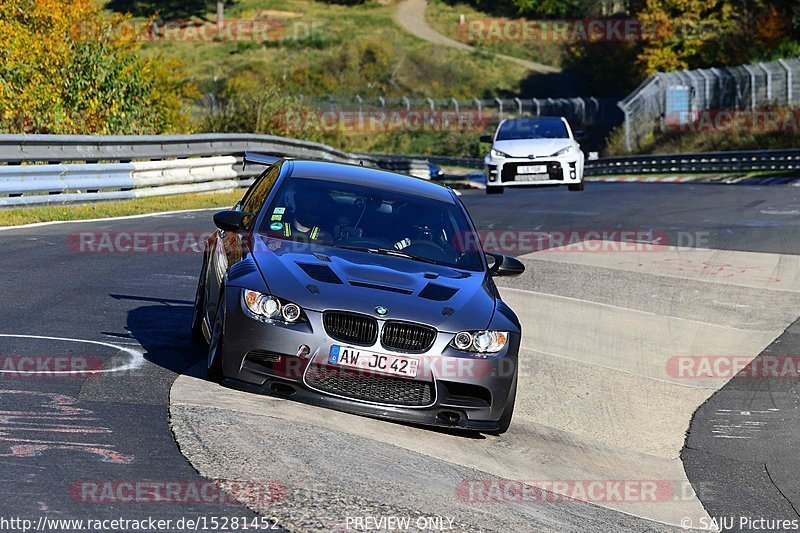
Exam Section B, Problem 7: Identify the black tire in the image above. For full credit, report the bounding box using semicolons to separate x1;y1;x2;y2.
486;186;504;195
488;378;517;436
191;257;208;343
568;181;585;192
206;289;226;383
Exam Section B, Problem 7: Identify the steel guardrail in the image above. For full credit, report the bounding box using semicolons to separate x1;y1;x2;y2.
0;134;360;164
0;134;433;206
1;134;797;206
584;149;800;175
370;149;800;175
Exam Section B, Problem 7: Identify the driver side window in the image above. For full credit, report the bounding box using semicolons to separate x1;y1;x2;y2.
239;165;280;228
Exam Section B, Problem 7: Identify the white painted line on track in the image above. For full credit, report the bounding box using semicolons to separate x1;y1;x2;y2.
0;334;145;374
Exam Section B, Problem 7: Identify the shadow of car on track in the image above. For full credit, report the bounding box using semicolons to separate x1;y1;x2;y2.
113;294;487;440
105;294;207;378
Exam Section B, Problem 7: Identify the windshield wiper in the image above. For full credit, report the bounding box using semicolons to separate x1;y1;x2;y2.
330;243;372;253
331;243;440;265
371;248;440;265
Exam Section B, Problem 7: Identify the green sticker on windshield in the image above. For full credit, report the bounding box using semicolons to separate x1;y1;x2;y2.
273;207;286;215
271;214;282;221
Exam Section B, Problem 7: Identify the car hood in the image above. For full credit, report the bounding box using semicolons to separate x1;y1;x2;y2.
494;138;572;158
252;236;496;332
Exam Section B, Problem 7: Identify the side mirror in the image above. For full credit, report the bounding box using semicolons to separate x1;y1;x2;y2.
480;134;493;144
486;253;525;277
213;210;249;232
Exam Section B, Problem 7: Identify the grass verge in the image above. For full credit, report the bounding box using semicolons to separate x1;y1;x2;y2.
425;0;564;68
134;0;529;99
0;190;244;227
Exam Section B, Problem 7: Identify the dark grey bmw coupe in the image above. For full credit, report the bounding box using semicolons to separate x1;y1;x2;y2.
192;155;525;434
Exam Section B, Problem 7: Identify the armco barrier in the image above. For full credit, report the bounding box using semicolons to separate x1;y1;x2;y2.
394;149;800;176
0;134;432;206
0;134;357;164
585;149;800;175
2;134;798;206
0;156;255;207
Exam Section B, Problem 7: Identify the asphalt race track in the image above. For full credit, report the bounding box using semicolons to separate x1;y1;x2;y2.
2;182;800;532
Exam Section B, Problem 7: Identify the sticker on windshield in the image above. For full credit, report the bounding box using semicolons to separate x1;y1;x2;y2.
269;222;283;231
273;207;286;215
271;214;282;221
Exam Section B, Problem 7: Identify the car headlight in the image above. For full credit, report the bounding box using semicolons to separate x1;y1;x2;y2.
242;289;303;323
450;331;509;355
551;146;574;157
490;149;511;159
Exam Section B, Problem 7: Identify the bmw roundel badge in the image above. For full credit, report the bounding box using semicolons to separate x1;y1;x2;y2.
375;306;389;316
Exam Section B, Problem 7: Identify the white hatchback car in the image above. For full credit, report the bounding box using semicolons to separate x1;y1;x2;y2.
482;117;585;194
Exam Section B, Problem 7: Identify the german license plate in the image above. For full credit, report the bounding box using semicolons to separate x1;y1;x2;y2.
329;345;419;378
517;174;550;182
517;164;547;174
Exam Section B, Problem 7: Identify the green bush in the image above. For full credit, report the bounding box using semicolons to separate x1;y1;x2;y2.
0;0;196;134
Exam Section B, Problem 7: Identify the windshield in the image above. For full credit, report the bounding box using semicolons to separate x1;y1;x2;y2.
496;117;569;140
258;177;484;271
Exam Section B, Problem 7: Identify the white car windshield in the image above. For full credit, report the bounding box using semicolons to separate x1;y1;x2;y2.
496;118;569;141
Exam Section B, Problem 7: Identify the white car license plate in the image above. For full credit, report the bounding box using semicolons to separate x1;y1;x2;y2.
517;174;550;182
517;164;547;174
329;345;419;378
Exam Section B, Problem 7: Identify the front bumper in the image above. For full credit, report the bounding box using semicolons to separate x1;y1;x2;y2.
485;154;582;187
218;289;519;431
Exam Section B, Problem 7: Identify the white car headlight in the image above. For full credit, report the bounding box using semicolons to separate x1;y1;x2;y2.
242;289;303;323
450;331;509;356
551;146;575;157
490;148;511;159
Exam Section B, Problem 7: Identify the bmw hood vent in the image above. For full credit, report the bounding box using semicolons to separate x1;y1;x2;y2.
418;283;459;301
296;262;343;284
349;280;413;295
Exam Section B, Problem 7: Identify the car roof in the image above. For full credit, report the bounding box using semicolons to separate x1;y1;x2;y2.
284;160;456;204
506;115;564;122
502;116;566;124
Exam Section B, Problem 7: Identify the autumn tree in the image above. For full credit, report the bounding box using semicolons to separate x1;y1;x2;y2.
636;0;738;74
636;0;800;75
0;0;197;134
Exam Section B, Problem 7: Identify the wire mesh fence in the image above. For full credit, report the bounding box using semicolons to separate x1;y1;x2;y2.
301;95;622;131
619;57;800;152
